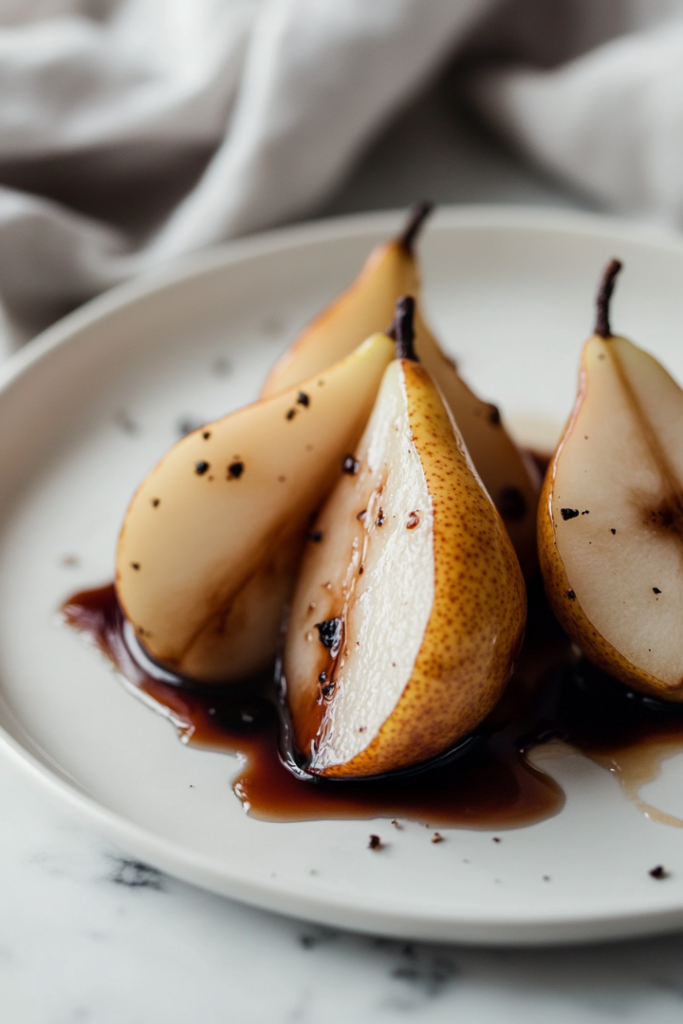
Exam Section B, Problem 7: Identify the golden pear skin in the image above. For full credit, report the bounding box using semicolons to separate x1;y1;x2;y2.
284;299;527;778
261;203;540;575
116;333;394;683
539;260;683;702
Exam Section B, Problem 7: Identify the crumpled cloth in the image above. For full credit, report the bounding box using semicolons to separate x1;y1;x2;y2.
472;2;683;229
1;0;683;352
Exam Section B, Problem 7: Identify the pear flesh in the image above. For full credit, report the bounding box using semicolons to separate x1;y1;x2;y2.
285;353;527;778
116;333;394;683
540;330;683;701
261;207;540;575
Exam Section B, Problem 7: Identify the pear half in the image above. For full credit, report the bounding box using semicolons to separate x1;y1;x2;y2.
539;260;683;701
261;203;540;575
116;332;394;683
284;298;527;778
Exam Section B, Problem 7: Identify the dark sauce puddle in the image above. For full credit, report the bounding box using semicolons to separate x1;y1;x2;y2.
62;579;683;829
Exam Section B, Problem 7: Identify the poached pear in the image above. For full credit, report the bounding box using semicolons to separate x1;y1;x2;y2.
261;203;540;575
116;332;394;683
539;260;683;702
284;298;527;778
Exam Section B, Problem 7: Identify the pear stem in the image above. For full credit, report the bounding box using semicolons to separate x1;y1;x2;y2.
397;201;434;254
389;296;417;361
595;258;623;338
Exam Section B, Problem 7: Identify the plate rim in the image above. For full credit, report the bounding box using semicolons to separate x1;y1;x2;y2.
4;203;683;946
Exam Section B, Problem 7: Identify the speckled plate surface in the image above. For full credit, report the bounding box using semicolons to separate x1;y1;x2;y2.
2;206;683;945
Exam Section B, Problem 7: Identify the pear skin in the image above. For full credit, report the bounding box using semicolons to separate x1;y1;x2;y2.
285;299;527;778
261;204;433;399
539;260;683;702
261;204;540;575
116;333;394;683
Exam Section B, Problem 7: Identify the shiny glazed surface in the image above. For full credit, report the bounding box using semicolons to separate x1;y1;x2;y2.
63;579;683;829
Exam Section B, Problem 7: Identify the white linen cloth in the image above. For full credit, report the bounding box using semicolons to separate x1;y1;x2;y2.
1;0;683;351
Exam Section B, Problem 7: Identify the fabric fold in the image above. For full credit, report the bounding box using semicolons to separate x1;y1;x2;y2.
3;0;683;356
471;15;683;225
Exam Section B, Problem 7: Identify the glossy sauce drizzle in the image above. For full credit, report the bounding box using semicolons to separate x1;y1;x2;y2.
62;581;683;829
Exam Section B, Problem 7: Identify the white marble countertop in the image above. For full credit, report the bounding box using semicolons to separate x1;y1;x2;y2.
5;84;683;1024
5;761;683;1023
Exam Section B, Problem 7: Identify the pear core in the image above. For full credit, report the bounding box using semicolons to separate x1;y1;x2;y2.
286;360;435;769
285;357;527;777
542;334;683;698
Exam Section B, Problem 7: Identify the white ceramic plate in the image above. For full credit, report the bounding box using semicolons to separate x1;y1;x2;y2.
3;206;683;947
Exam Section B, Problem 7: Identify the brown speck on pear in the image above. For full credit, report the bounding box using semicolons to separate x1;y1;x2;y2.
286;409;296;421
315;617;341;648
151;498;160;507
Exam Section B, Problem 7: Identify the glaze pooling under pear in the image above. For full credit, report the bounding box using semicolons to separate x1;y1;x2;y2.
61;579;683;828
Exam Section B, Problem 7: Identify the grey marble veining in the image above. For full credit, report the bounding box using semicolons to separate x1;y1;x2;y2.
4;755;683;1023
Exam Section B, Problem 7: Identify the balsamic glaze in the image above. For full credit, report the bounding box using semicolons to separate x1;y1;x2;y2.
62;579;683;829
